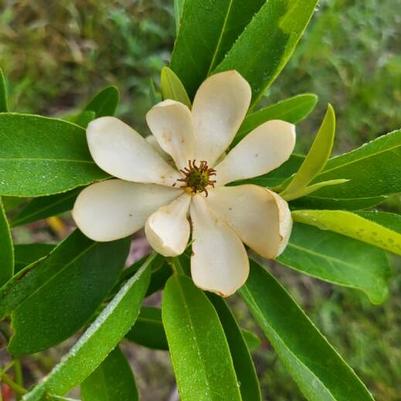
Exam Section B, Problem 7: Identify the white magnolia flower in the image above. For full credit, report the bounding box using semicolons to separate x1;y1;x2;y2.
73;70;295;297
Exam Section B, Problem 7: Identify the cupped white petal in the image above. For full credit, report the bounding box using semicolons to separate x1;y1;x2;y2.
145;194;191;257
72;179;182;242
146;100;195;170
87;117;180;186
215;120;296;185
192;70;251;166
206;185;292;259
145;135;171;161
190;195;249;297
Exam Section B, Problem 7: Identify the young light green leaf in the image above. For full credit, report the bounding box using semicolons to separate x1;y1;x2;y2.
160;66;191;107
208;294;262;401
241;260;375;401
311;128;401;199
84;86;119;117
215;0;318;104
170;0;265;97
0;113;108;197
22;255;153;401
0;68;8;112
12;189;80;227
8;231;131;355
290;179;350;199
14;243;55;273
281;104;336;201
292;209;401;257
278;223;391;304
81;347;138;401
162;274;242;401
0;197;13;286
126;307;168;350
357;211;401;232
233;93;318;146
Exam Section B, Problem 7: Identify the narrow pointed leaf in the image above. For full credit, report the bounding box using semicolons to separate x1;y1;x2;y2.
0;197;13;285
84;86;119;117
72;110;96;128
160;67;191;107
22;255;153;401
281;104;335;201
14;243;55;272
171;0;265;97
215;0;318;104
8;231;131;355
81;347;138;401
162;274;242;401
0;68;8;112
0;114;108;197
209;294;262;401
278;223;391;304
234;93;318;145
292;209;401;257
174;0;185;34
241;260;375;401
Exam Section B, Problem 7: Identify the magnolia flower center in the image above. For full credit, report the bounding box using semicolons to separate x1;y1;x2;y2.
177;160;216;196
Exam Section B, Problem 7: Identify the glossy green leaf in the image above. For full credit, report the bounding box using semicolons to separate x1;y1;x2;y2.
278;223;391;304
22;255;153;401
0;113;108;197
0;197;13;286
241;329;261;352
312;128;401;199
14;243;55;273
281;104;336;201
209;294;262;401
12;189;79;227
73;110;96;128
160;66;191;107
162;274;242;401
8;231;131;355
171;0;265;97
292;209;401;257
0;68;8;112
81;347;138;401
126;307;167;350
234;93;318;146
215;0;318;104
357;211;401;232
84;86;119;117
174;0;185;34
241;260;375;401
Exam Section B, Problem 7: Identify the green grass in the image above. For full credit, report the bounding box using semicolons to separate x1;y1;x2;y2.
1;1;401;400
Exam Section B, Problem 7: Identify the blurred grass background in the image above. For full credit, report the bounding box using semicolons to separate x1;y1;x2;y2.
1;0;401;400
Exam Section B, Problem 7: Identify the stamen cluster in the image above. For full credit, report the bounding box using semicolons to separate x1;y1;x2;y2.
177;160;216;196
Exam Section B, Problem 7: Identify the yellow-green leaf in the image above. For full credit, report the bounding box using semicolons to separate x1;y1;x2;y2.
160;67;191;107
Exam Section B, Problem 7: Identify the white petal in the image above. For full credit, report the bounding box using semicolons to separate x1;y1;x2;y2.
215;120;296;185
145;135;171;161
72;179;181;242
190;195;249;297
206;185;292;259
87;117;180;186
145;194;191;257
192;71;251;166
146;100;195;170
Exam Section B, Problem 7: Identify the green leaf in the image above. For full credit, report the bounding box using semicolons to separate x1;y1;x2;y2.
0;113;108;197
241;329;261;352
0;197;13;286
209;295;262;401
312;128;401;199
292;209;401;257
215;0;318;104
234;93;318;146
174;0;185;34
162;274;242;401
14;243;55;273
8;231;131;355
160;67;191;107
171;0;265;97
281;104;336;201
241;260;375;401
72;110;96;128
126;307;168;350
12;189;79;227
278;223;391;304
84;86;119;117
357;211;401;232
81;347;138;401
21;254;153;401
0;68;8;112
